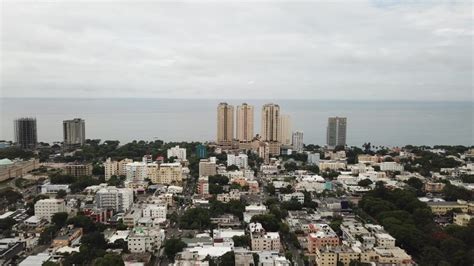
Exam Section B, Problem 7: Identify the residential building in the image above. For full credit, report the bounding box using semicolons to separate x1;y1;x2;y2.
216;190;241;203
307;224;340;253
14;117;37;150
167;145;187;161
125;162;148;182
104;158;118;180
63;118;85;148
40;182;70;194
307;152;320;165
196;144;207;159
128;227;165;253
427;201;470;215
52;227;83;248
63;164;92;177
236;103;254;142
249;222;281;252
197;176;209;196
380;162;404;172
95;186;134;212
154;163;182;184
375;233;396;248
243;205;268;223
454;213;473;226
424;182;446;193
261;103;280;142
279;114;292;146
118;158;133;176
292;131;304;153
234;250;255;266
227;153;248;169
34;199;67;222
279;192;305;204
217;102;234;145
199;158;217;177
319;160;346;171
326;117;347;149
142;205;167;221
0;158;40;182
315;245;360;266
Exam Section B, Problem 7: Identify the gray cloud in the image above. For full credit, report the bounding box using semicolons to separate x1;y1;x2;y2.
1;0;472;101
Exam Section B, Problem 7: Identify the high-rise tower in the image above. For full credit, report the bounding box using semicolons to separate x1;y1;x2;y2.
236;103;254;142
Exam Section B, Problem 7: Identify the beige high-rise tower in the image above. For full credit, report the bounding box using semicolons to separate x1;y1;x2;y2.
217;103;234;144
279;114;292;146
261;103;280;142
236;103;254;142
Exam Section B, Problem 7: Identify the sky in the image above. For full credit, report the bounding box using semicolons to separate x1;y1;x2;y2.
1;0;472;101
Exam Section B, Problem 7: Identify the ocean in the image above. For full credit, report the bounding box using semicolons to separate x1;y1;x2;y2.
1;98;472;147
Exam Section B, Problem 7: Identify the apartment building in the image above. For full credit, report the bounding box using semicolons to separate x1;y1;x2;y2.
227;153;248;169
142;205;167;221
307;224;340;253
34;199;67;222
95;186;134;213
167;145;187;162
128;227;165;253
236;103;254;142
63;164;92;177
249;222;281;252
199;158;217;177
153;163;182;184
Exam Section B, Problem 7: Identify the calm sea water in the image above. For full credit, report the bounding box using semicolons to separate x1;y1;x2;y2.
0;98;472;146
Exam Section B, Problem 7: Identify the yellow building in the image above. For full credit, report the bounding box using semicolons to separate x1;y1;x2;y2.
427;201;469;215
315;246;360;266
236;103;254;142
153;163;182;184
217;102;234;145
453;213;473;226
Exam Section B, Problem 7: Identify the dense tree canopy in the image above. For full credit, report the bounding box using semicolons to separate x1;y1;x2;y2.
359;185;474;266
179;207;211;230
164;238;187;261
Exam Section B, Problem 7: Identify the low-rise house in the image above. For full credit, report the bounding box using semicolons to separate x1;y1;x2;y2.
279;192;305;204
243;205;268;223
52;227;83;248
216;190;241;203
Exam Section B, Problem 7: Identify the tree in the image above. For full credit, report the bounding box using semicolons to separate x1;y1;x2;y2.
38;225;59;244
357;179;373;187
179;208;211;230
406;177;423;191
164;238;187;261
217;251;235;266
250;214;280;231
209;175;229;185
266;183;276;196
56;189;67;199
284;162;298;172
226;164;239;171
232;235;250;247
67;215;97;233
51;212;68;228
82;231;107;250
94;253;124;266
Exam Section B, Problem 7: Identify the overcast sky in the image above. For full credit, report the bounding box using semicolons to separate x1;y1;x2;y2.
1;0;472;101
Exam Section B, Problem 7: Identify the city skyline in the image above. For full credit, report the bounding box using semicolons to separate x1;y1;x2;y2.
0;1;472;265
2;1;471;101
